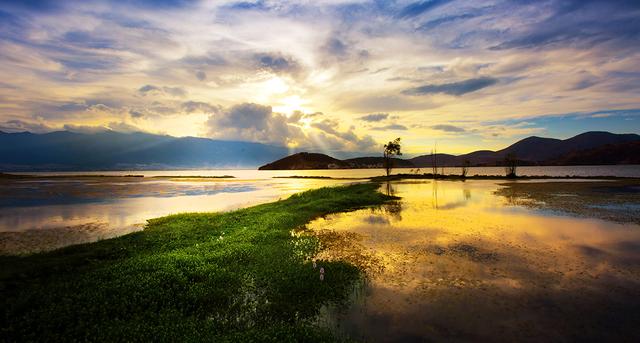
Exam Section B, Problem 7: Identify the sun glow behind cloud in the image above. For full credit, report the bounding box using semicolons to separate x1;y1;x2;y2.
0;0;638;155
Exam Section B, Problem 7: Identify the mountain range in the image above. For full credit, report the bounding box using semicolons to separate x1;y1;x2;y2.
259;131;640;170
1;130;638;171
0;130;289;171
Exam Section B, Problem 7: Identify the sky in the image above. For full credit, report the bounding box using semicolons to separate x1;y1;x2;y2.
0;0;639;155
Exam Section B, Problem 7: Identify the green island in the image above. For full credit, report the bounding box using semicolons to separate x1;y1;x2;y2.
0;183;395;342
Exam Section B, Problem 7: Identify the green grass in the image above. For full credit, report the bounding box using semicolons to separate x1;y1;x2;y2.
0;183;395;342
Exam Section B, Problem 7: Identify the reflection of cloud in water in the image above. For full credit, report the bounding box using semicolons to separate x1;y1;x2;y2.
309;180;640;342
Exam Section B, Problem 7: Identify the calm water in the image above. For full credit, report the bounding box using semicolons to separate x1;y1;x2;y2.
1;165;640;254
307;180;640;342
14;164;640;178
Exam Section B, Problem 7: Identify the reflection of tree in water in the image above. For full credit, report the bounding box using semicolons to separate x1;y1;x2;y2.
432;180;439;209
384;181;396;196
431;182;472;210
463;188;471;201
382;201;402;221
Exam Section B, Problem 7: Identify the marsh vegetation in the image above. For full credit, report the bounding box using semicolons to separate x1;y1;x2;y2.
0;184;396;341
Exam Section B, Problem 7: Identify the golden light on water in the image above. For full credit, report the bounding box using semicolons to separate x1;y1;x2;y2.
307;180;640;340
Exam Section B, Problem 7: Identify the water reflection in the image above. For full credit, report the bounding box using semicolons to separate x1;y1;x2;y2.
307;180;640;342
0;176;358;254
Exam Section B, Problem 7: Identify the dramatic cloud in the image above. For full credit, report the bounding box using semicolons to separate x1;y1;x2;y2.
402;78;499;96
490;1;640;51
359;113;389;122
254;53;299;75
0;0;639;153
207;103;377;152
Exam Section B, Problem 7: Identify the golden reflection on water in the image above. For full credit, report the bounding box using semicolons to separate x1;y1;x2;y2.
0;177;357;254
307;180;640;342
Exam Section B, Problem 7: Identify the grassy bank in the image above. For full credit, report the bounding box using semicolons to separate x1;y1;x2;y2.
0;183;395;342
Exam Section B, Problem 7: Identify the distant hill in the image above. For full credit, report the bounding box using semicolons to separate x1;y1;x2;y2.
497;131;640;161
0;130;289;171
3;130;638;171
258;153;413;170
546;141;640;165
260;131;640;170
258;152;348;170
410;131;640;167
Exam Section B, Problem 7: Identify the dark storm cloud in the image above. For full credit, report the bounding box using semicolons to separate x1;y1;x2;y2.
402;77;499;96
359;113;389;122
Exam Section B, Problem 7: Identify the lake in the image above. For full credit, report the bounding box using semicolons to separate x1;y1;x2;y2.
307;179;640;341
1;165;640;254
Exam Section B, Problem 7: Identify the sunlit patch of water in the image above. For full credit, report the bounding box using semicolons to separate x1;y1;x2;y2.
0;176;358;254
307;180;640;342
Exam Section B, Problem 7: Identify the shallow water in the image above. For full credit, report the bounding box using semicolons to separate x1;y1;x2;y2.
1;165;639;254
0;176;359;253
307;180;640;342
14;164;640;178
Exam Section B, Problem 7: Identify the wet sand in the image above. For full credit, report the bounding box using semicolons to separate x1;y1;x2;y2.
307;180;640;342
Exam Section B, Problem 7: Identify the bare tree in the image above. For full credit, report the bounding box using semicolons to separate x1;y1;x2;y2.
383;138;402;177
504;153;518;178
461;159;471;177
431;144;438;176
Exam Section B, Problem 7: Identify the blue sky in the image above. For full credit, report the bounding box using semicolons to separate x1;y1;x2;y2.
0;0;639;154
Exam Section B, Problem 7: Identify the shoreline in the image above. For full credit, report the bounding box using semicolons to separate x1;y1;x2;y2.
3;171;639;181
1;183;396;341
